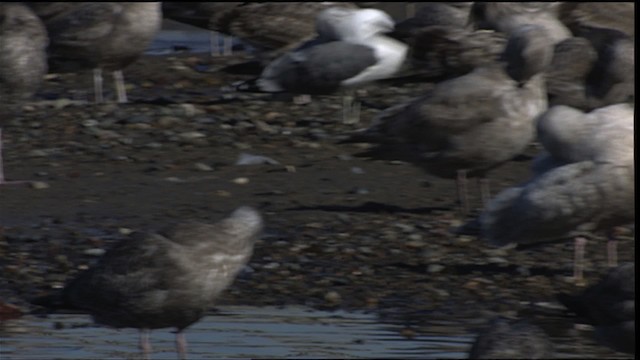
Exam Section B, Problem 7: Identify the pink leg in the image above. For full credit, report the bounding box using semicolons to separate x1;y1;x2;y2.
606;230;618;268
456;169;469;216
0;128;29;186
175;331;188;360
139;329;152;360
573;236;587;284
477;176;491;208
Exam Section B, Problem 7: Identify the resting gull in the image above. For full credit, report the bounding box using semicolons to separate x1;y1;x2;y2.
557;262;635;354
344;25;552;214
34;2;161;103
390;2;471;41
60;206;263;360
547;29;634;111
558;2;635;39
256;7;408;124
209;2;358;62
0;3;48;186
469;2;571;45
479;103;634;282
468;317;554;359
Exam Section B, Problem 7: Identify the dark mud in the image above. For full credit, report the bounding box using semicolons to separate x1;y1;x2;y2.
0;51;634;338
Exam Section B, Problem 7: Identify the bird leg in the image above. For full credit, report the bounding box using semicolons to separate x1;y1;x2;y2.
293;94;312;105
113;70;128;103
210;32;234;57
139;328;152;360
93;68;104;103
223;34;234;56
477;176;491;208
175;330;188;360
573;236;587;285
456;169;470;216
0;128;28;186
606;229;618;268
342;90;361;125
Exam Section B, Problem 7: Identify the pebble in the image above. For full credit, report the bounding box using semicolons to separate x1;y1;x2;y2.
232;177;250;185
194;162;214;171
428;264;445;273
29;181;50;190
324;290;342;304
83;248;106;257
235;153;280;166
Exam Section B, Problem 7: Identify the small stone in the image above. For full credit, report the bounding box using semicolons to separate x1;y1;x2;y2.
235;153;279;166
324;290;342;304
232;177;249;185
194;162;214;171
428;264;445;273
30;181;50;190
83;248;106;256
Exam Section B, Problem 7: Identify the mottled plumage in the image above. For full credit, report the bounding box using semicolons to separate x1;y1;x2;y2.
35;2;162;103
0;3;48;103
214;2;358;60
346;25;552;212
63;206;263;359
470;2;571;45
480;104;634;280
558;2;635;38
1;4;48;186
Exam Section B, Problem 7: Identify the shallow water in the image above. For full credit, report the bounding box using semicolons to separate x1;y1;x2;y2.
0;306;632;359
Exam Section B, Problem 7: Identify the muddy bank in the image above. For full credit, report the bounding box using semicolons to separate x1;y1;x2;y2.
0;52;634;334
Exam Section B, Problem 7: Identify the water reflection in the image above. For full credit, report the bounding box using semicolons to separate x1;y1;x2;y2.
0;306;632;359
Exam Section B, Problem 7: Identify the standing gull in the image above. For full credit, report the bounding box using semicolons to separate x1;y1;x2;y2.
344;25;552;214
479;104;634;282
61;206;263;359
35;2;161;103
0;3;48;186
557;262;635;355
256;7;408;124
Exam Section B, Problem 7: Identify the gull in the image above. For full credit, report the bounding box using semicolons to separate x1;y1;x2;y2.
256;7;408;124
479;104;634;282
0;3;48;186
33;2;162;103
344;25;552;214
61;206;263;360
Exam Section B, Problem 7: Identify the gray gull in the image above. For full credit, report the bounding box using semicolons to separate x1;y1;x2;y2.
558;2;635;39
256;7;408;124
390;2;471;41
36;2;161;103
212;2;358;62
479;103;634;282
469;2;572;45
468;317;554;359
0;3;48;186
61;206;263;360
557;262;635;354
547;29;634;111
344;24;552;214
